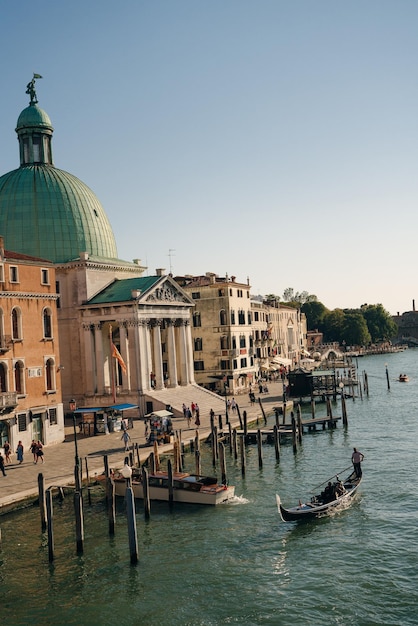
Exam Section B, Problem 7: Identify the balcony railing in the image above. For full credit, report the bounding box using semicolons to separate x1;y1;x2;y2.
0;392;18;411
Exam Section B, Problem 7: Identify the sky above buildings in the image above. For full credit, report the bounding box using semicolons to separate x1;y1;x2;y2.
1;1;417;315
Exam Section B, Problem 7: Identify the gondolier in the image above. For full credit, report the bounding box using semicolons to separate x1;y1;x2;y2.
351;447;364;477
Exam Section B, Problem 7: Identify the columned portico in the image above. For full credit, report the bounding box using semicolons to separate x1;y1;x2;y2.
77;274;195;407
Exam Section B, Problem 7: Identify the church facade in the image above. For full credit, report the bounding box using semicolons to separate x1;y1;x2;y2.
0;77;196;424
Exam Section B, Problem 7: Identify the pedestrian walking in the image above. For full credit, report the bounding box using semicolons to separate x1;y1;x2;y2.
191;402;196;417
0;452;6;476
30;440;38;463
195;413;200;428
3;440;12;463
35;441;44;464
186;407;192;427
231;398;237;412
16;440;24;464
121;429;131;452
182;403;187;418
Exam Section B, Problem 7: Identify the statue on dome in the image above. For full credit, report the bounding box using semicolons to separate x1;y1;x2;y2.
26;73;43;105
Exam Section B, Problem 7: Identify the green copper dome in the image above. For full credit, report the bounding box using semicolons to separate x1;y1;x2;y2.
16;104;53;131
0;166;118;263
0;84;118;264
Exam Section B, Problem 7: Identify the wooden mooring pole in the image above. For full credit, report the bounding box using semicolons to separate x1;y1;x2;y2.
74;491;84;554
219;443;227;485
46;488;54;562
273;425;280;462
239;436;246;477
257;429;263;469
38;473;47;532
142;466;150;519
125;482;138;565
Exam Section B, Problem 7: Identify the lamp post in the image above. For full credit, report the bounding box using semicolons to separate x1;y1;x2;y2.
69;399;79;468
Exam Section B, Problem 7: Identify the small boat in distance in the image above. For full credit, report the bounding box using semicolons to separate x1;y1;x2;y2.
103;468;235;505
276;467;362;522
398;374;409;382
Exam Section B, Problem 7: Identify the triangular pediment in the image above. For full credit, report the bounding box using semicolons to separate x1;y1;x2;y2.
144;276;193;305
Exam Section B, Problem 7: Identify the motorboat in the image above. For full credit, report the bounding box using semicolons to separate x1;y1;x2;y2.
106;468;235;505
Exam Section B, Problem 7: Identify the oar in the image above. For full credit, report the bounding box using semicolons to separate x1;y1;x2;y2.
309;465;354;493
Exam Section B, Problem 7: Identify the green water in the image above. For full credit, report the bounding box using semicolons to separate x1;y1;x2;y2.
1;352;418;625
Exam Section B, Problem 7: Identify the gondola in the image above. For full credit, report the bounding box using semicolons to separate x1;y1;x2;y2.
276;467;362;522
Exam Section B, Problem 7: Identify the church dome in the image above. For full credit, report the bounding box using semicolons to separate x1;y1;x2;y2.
0;81;118;264
0;166;118;263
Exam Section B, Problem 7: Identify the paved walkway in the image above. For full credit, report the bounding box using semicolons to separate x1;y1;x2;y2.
0;381;290;513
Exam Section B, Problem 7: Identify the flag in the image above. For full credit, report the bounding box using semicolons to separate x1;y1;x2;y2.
111;341;127;374
33;73;43;79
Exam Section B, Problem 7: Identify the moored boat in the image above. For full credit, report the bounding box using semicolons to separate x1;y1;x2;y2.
398;374;409;382
276;468;362;522
105;469;235;505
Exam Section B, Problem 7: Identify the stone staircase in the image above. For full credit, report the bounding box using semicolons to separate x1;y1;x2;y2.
144;384;226;419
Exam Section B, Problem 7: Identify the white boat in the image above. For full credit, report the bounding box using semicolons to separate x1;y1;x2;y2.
109;469;235;505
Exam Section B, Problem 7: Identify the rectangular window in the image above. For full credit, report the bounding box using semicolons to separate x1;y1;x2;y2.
194;360;204;371
240;358;247;368
18;413;27;432
0;264;4;282
49;408;58;425
191;292;201;299
218;289;225;297
41;268;50;285
220;359;230;370
194;338;203;351
10;266;19;283
56;281;61;309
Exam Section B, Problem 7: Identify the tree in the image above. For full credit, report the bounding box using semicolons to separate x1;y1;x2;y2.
322;309;346;342
360;304;397;343
341;312;371;346
301;300;328;330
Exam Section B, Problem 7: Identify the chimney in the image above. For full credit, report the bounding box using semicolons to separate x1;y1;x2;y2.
156;268;165;277
413;300;416;312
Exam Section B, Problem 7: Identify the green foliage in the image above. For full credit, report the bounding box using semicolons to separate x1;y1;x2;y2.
360;304;398;342
301;300;328;329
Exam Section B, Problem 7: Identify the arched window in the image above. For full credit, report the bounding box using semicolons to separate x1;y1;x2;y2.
11;307;22;340
219;310;227;325
220;336;229;350
45;358;55;391
240;335;246;348
0;362;7;392
193;312;201;328
14;361;24;394
43;308;52;339
0;308;4;347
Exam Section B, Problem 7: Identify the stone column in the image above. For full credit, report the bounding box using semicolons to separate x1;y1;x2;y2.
177;321;190;385
119;322;131;391
83;323;96;395
185;320;195;384
166;320;178;388
152;320;164;390
94;322;105;395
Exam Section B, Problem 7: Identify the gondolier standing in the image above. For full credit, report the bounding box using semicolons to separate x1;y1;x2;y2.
352;447;364;477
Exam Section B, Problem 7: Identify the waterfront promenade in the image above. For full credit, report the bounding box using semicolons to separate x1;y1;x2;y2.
0;380;288;513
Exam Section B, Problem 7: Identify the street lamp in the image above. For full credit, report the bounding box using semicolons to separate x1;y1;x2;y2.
69;399;79;468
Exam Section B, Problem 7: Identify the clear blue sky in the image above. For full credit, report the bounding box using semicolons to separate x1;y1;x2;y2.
1;1;417;315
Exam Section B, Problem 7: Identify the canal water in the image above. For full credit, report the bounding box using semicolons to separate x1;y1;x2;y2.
1;351;418;625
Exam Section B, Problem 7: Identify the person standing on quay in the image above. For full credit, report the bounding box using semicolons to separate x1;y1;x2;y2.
3;440;12;464
35;441;44;464
351;447;364;477
16;440;24;464
121;428;131;452
0;452;6;476
30;440;38;463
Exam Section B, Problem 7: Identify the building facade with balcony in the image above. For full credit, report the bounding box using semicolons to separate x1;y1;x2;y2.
174;273;255;395
0;237;64;452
